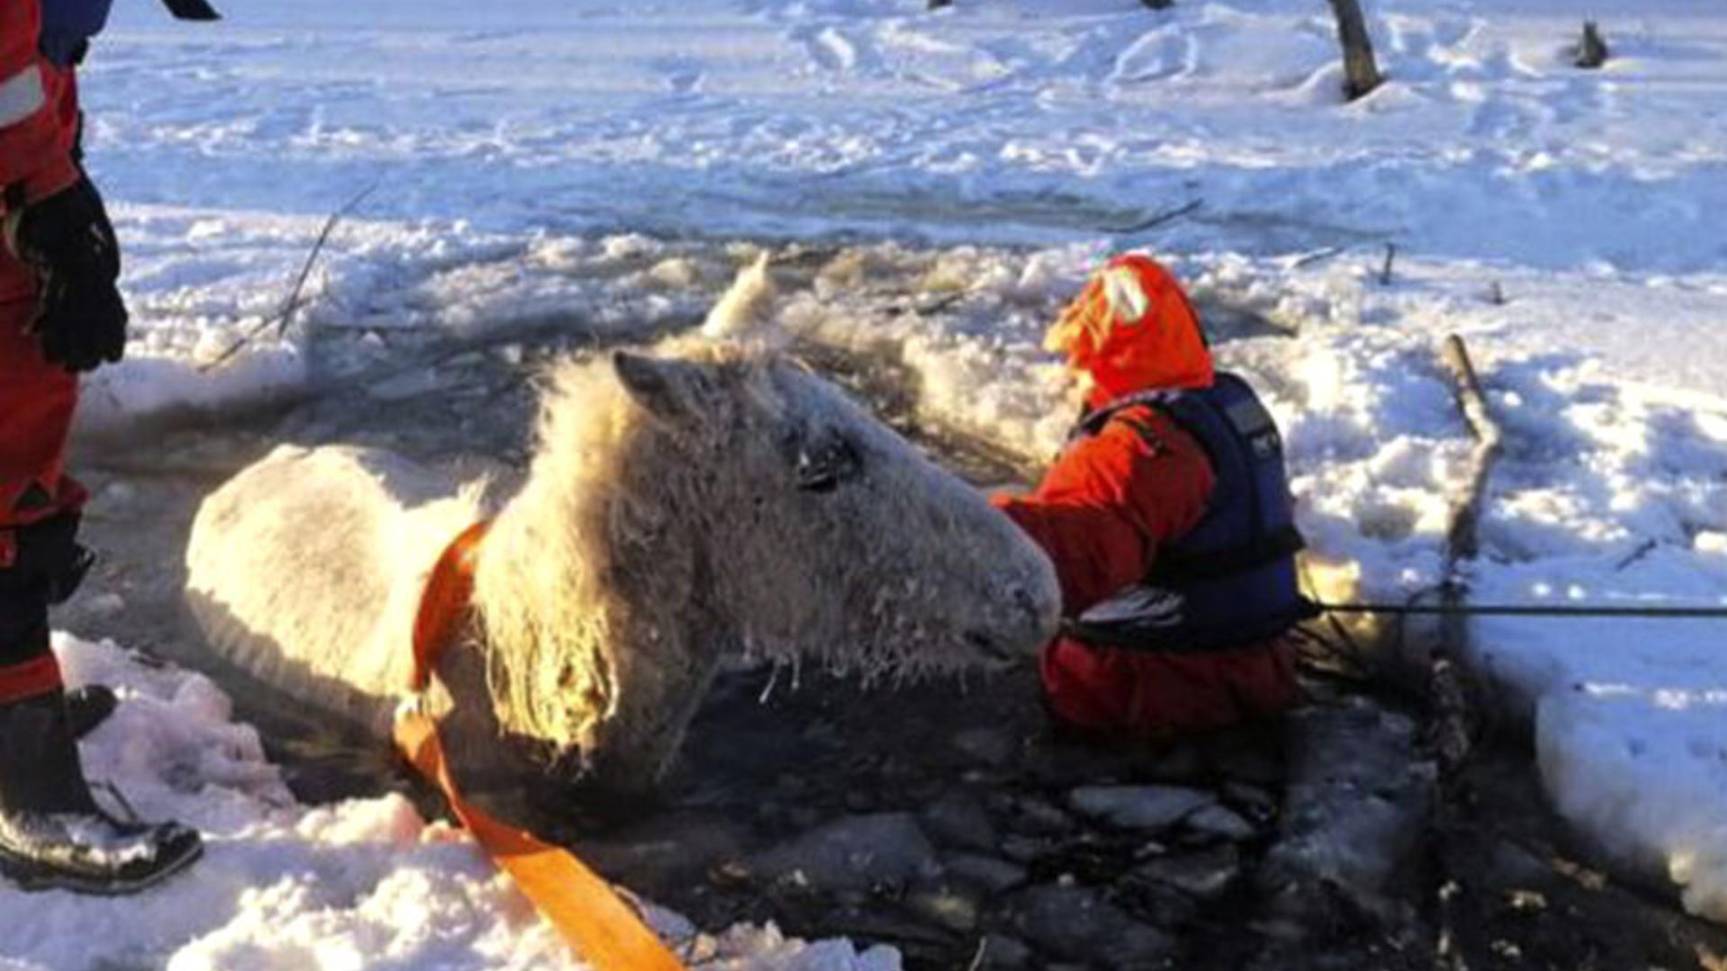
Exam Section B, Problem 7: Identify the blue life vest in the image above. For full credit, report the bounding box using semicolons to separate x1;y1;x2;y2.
39;0;220;67
38;0;115;67
1063;373;1316;653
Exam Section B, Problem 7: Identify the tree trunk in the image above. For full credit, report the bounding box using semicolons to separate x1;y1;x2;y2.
1327;0;1384;101
1575;21;1609;69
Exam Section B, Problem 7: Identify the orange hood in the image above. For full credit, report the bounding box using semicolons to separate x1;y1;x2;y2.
1045;254;1213;408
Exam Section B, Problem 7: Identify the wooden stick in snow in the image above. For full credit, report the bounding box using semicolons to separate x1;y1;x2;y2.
1429;334;1501;774
1431;334;1502;969
1440;334;1503;568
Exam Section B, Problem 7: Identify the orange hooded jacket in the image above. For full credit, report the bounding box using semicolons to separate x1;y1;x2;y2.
993;255;1298;737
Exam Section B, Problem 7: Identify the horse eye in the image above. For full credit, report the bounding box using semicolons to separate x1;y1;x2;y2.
796;436;861;493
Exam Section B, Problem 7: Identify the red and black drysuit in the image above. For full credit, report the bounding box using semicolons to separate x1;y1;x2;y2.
0;0;202;895
0;0;103;708
994;255;1305;738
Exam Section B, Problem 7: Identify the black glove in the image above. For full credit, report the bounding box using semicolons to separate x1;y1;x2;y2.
3;178;127;373
0;512;95;608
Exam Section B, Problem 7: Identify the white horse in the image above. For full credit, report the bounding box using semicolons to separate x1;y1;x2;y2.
184;270;1060;798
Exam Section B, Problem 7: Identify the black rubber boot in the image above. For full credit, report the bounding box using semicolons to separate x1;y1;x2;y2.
0;511;200;894
0;689;203;895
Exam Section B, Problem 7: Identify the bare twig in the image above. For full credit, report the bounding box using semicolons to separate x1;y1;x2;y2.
1288;245;1346;270
965;938;988;971
757;664;782;705
914;292;966;316
1612;538;1658;573
197;182;379;373
1107;198;1203;235
768;244;845;269
1378;242;1398;285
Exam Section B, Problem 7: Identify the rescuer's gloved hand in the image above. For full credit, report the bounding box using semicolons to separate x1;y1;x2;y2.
3;178;127;373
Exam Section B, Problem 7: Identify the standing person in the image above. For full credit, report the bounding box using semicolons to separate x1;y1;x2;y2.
0;0;203;893
993;254;1312;740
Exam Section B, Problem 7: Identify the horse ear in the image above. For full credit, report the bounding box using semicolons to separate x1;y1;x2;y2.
613;351;701;424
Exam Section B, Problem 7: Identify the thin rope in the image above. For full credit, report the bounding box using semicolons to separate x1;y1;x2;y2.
1314;601;1727;619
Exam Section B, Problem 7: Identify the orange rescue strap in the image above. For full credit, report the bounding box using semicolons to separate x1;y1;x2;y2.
394;520;687;971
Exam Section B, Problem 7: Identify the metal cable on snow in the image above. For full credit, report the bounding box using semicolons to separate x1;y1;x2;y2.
1313;601;1727;620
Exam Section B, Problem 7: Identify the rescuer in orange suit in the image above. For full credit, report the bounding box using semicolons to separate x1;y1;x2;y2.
994;254;1312;739
0;0;203;894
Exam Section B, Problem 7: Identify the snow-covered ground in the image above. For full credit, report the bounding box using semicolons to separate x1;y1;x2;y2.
0;635;899;971
18;0;1727;964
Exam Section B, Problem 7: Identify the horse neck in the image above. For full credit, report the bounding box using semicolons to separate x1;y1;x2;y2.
466;397;720;755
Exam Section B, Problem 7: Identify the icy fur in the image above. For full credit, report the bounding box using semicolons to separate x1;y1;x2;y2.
185;267;1059;795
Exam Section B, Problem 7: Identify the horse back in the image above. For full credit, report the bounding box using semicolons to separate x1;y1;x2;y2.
184;444;480;736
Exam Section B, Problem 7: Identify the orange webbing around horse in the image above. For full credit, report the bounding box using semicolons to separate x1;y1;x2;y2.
396;520;687;971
